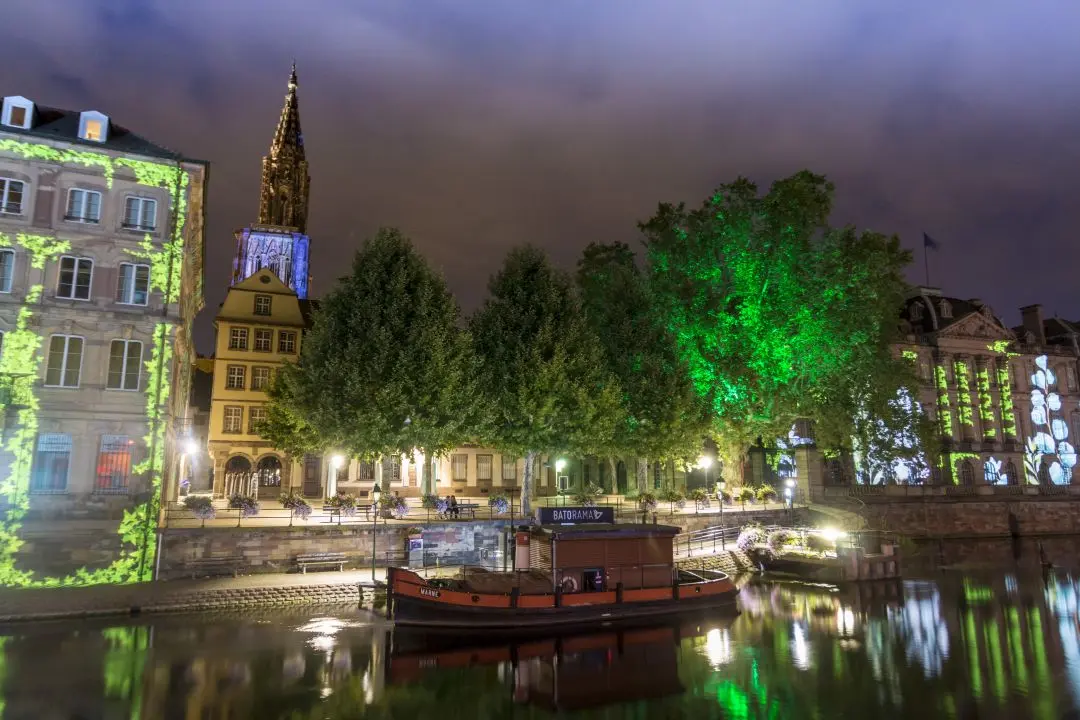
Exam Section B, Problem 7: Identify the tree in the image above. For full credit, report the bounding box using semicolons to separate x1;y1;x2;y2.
257;362;326;458
261;227;480;492
641;170;921;481
470;246;622;515
575;242;710;491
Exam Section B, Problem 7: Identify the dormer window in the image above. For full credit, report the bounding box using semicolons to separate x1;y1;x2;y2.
939;300;953;319
909;302;924;321
77;111;109;143
1;96;34;129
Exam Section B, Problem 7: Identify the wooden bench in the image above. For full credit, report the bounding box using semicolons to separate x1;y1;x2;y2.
440;502;479;519
295;552;347;574
320;504;373;523
185;556;243;579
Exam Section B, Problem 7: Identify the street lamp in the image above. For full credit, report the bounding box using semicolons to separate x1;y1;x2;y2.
371;481;381;582
717;480;727;548
784;478;796;522
330;454;344;498
554;459;567;499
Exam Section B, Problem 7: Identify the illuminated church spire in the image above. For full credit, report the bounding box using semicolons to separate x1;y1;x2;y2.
258;62;310;233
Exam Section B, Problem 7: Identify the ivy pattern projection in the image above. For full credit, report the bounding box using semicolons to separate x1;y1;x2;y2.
975;365;996;439
1025;355;1076;485
988;341;1018;438
935;365;954;438
0;140;192;586
954;361;974;430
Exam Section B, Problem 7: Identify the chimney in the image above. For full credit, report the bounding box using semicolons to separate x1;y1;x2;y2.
1020;305;1046;346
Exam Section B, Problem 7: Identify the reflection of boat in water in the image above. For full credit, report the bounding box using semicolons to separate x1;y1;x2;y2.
390;615;734;712
388;523;738;629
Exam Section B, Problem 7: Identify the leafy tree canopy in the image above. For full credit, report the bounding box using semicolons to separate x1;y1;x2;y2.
262;227;481;462
576;241;709;462
641;170;923;474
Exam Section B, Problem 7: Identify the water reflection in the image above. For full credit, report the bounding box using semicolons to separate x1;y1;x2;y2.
4;564;1080;717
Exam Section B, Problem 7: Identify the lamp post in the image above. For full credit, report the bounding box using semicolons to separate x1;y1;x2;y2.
371;482;381;582
555;458;567;501
717;480;726;548
329;454;344;498
784;478;796;524
696;456;713;515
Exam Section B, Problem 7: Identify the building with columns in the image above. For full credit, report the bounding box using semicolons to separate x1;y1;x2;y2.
818;287;1080;489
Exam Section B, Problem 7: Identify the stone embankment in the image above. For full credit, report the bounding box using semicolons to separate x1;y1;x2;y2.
0;571;380;623
677;549;758;575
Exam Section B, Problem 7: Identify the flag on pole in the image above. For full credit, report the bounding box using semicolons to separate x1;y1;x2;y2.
923;233;940;251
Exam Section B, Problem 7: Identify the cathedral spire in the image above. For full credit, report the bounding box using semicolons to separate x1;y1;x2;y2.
258;62;310;233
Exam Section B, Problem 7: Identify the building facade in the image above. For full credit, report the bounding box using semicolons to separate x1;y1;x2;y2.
832;288;1080;487
0;93;206;582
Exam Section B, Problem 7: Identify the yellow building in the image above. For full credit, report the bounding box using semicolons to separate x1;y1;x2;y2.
208;268;315;499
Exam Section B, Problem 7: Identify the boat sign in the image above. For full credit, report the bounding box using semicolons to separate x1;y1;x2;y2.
537;507;615;525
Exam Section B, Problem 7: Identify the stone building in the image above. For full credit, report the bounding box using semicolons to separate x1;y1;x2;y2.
876;288;1080;486
0;93;206;580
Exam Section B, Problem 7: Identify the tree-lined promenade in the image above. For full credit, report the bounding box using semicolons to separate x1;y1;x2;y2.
259;170;933;514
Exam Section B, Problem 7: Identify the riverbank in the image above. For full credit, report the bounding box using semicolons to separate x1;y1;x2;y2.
0;569;393;623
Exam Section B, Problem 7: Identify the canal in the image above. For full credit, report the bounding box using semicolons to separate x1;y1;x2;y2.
6;560;1080;717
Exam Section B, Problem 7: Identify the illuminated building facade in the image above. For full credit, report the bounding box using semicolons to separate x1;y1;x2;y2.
0;94;206;584
891;289;1080;485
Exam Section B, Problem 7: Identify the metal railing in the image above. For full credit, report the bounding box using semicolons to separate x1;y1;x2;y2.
673;525;740;557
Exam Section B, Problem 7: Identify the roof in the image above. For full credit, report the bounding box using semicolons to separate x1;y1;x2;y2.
901;289;1012;336
1;100;205;164
298;298;318;327
538;524;681;541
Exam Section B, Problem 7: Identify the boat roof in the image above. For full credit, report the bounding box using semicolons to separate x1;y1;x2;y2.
538;524;681;541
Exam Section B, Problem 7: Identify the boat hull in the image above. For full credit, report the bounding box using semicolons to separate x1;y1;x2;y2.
388;568;739;629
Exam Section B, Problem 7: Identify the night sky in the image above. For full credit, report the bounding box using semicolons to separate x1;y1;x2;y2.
5;1;1080;352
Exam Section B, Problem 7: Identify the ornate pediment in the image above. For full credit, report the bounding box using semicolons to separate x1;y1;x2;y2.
935;311;1014;341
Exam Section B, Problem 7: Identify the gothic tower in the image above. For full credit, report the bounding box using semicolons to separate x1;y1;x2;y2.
258;62;310;232
232;63;312;298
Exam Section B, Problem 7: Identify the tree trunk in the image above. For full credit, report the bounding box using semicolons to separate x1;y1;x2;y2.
636;458;648;493
606;457;617;495
522;450;537;517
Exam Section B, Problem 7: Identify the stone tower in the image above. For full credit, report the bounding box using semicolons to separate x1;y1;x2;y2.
258;62;310;232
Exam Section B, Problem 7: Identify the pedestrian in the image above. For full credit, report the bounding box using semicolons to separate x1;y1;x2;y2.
449;494;458;519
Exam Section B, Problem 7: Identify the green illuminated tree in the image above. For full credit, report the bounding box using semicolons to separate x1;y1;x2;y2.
641;170;921;480
470;246;622;514
576;241;710;491
261;227;480;492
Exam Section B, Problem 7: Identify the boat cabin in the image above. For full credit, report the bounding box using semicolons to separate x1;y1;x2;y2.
525;524;681;593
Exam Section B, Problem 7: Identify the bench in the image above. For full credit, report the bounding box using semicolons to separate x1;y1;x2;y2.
440;503;479;519
320;504;373;523
296;552;347;574
185;556;243;579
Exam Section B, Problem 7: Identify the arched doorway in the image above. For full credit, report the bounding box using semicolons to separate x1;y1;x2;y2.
256;455;283;498
959;461;975;486
224;456;253;497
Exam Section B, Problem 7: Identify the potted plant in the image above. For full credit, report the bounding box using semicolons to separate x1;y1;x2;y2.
688;488;710;511
328;492;358;517
734;486;754;511
570;489;598;507
660;488;685;513
183;495;215;527
228;494;260;519
637;492;658;513
736;523;765;551
756;485;777;508
488;493;510;514
279;492;312;524
766;528;793;554
379;494;409;519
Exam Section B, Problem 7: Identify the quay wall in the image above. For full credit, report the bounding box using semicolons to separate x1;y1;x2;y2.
846;497;1080;538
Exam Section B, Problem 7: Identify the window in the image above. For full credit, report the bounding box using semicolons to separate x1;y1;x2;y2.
248;406;268;434
226;365;246;390
254;295;272;316
122;197;157;231
116;263;150;305
0;249;13;293
1006;461;1019;485
1;98;32;129
1067;366;1078;392
278;331;296;354
45;335;83;387
251;366;272;391
939;300;952;319
95;435;133;494
107;339;142;390
223;406;243;434
959;461;974;486
254;329;273;352
359;461;375;480
30;433;71;493
57;256;93;300
0;178;24;215
78;112;108;142
502;456;517;481
451;454;468;481
909;302;923;321
65;189;101;223
228;327;248;351
477;455;493;481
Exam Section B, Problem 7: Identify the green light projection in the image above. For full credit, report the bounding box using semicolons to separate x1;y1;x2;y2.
987;343;1018;438
954;361;974;428
935;365;953;437
975;366;996;438
0;141;193;586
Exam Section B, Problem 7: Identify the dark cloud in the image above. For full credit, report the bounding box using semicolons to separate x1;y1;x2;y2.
2;0;1079;350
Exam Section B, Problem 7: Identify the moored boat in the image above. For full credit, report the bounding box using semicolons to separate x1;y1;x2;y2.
387;522;738;629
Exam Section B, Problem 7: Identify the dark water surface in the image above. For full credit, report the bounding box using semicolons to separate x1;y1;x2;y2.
8;548;1080;718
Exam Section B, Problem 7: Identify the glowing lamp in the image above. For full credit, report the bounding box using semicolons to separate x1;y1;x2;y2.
555;459;567;473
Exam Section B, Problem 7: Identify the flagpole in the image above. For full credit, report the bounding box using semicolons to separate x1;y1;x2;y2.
924;240;930;287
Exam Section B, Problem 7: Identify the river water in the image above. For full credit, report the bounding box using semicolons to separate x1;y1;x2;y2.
7;552;1080;718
